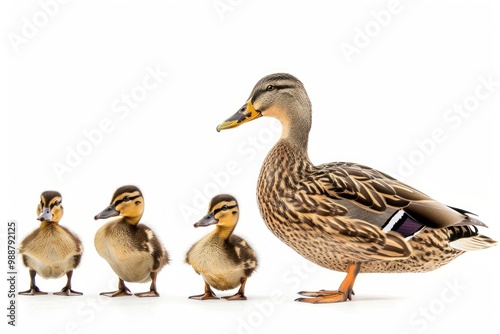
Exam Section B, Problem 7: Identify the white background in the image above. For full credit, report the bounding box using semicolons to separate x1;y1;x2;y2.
2;1;499;333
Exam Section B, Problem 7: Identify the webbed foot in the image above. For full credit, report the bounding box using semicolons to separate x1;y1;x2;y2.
54;286;83;296
19;287;47;296
295;263;360;304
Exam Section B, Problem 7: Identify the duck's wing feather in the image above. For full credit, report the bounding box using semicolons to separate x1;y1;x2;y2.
134;224;169;271
280;162;489;262
227;235;258;276
308;162;486;229
283;188;412;261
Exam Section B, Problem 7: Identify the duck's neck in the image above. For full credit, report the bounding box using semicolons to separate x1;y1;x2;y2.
279;104;311;154
122;215;142;225
40;221;58;229
214;224;236;240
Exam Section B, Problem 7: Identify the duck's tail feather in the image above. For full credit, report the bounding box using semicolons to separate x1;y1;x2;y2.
448;206;488;227
448;225;497;251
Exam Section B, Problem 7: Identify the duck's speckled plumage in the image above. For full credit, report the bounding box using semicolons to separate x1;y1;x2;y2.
217;73;496;303
258;140;484;273
186;194;257;300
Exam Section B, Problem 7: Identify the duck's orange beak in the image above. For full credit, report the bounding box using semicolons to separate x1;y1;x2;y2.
216;99;262;132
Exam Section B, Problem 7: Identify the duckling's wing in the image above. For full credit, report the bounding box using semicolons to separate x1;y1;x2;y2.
19;228;40;253
58;226;83;255
19;226;82;261
309;162;486;229
227;235;258;275
135;225;169;271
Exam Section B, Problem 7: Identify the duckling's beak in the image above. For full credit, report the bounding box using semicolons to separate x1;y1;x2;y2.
194;212;218;228
37;207;53;221
94;205;120;220
216;99;262;132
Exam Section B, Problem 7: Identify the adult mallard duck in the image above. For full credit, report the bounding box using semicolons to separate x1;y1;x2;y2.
185;194;257;300
216;73;497;303
94;185;169;297
19;191;83;296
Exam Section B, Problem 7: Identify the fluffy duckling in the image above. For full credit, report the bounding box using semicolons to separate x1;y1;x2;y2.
186;194;258;300
19;191;83;296
217;73;496;303
94;185;169;297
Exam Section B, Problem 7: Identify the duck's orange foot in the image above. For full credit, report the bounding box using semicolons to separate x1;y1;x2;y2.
295;289;354;303
135;290;159;298
295;263;360;304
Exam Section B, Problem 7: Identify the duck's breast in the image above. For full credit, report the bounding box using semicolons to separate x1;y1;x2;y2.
94;221;154;283
20;225;82;278
187;234;245;290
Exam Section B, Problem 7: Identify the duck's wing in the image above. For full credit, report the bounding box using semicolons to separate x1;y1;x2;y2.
308;162;486;229
58;226;83;255
227;235;258;276
281;162;488;262
135;224;169;271
283;184;412;261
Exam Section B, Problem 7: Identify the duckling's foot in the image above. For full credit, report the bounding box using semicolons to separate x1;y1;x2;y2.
188;291;219;300
101;278;132;297
189;282;219;300
100;289;132;297
54;286;83;296
135;290;159;298
19;271;46;295
135;272;160;297
18;287;47;296
222;277;249;300
222;293;247;301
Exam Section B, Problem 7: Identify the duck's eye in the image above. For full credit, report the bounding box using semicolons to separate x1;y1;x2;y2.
221;205;228;211
266;85;275;91
54;201;61;206
123;196;130;202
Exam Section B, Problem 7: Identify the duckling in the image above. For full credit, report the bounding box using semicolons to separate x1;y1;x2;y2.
217;73;496;303
94;185;168;297
185;194;257;300
19;191;83;296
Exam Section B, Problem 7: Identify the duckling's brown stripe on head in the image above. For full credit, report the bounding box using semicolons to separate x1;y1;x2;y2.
209;194;238;208
41;191;62;203
40;191;62;209
49;198;62;209
213;204;237;216
113;194;141;207
112;185;142;201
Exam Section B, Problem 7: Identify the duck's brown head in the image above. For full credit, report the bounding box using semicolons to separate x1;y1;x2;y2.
94;185;144;225
37;190;63;223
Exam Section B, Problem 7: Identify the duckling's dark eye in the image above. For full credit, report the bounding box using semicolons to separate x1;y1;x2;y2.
221;205;228;211
123;196;130;202
54;201;61;206
266;85;275;91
